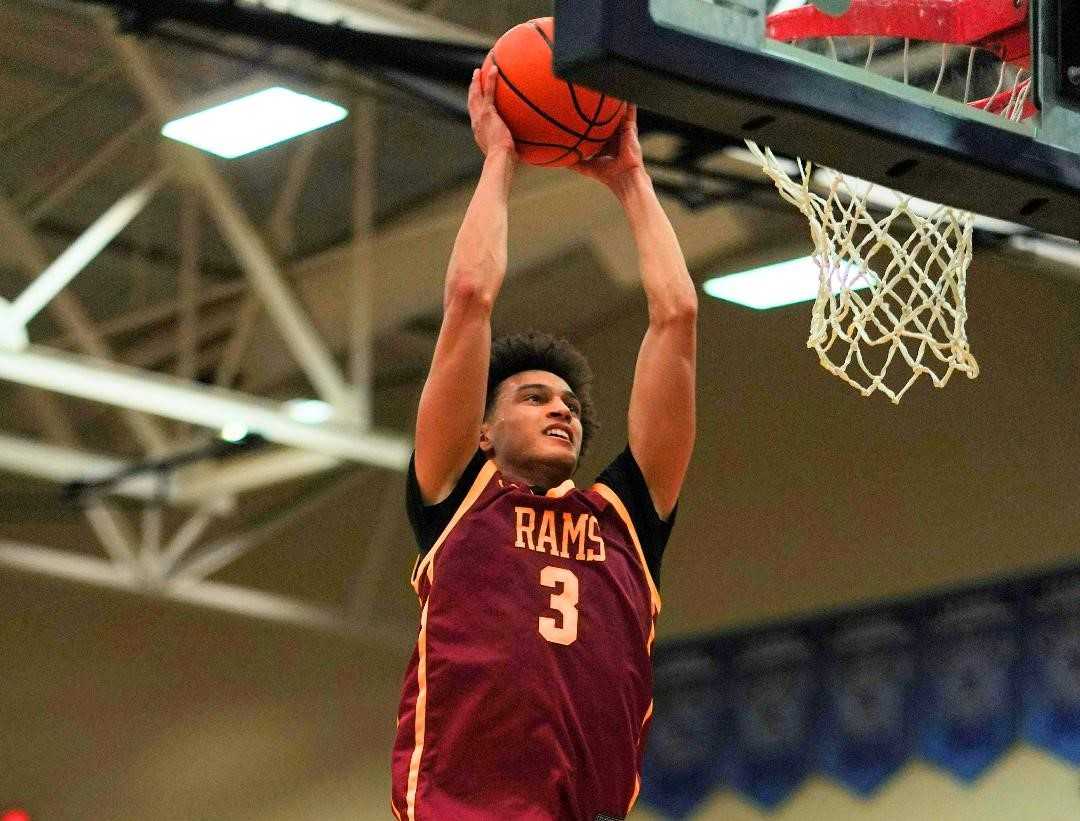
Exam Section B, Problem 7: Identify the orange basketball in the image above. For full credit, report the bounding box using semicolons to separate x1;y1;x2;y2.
481;17;627;167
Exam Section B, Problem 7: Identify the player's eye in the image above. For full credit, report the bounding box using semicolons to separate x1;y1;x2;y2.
567;400;581;416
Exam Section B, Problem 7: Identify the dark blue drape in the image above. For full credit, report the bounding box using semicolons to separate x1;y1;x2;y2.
641;566;1080;817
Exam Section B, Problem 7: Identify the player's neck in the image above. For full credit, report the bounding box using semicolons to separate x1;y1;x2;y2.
494;457;572;494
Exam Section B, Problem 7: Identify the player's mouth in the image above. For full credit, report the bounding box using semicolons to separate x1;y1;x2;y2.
542;424;574;445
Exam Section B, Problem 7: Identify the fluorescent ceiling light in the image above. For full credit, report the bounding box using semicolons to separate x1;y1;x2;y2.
1009;234;1080;267
162;86;347;158
812;168;1026;236
703;255;874;310
285;399;334;425
220;422;251;443
727;149;1025;238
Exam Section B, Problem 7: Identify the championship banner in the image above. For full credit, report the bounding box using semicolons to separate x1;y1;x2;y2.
1024;576;1080;765
641;564;1080;818
819;617;916;795
726;633;816;809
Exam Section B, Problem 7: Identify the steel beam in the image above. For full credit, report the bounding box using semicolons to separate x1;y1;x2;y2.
0;62;119;147
0;194;170;454
176;189;201;384
6;170;169;333
256;0;491;45
0;431;354;507
0;345;410;469
156;503;221;577
173;470;358;582
349;99;377;427
83;503;139;565
24;114;153;223
214;128;324;390
100;16;353;410
0;433;155;498
0;540;410;642
170;448;341;503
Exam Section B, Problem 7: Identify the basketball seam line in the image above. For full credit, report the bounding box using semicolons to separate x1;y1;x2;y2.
514;138;584;148
491;72;583;161
589;99;627;128
514;137;584;163
568;81;593;126
541;90;607;166
569;81;624;129
491;55;609;143
530;21;623;128
531;20;554;48
528;22;598;124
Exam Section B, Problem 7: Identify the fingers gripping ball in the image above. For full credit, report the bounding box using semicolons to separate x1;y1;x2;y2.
481;17;627;167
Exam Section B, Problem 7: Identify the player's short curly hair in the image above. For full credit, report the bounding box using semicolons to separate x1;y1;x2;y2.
486;331;598;458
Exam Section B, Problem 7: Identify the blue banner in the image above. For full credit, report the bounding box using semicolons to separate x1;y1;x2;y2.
642;565;1080;818
1023;576;1080;765
819;616;916;796
726;633;817;809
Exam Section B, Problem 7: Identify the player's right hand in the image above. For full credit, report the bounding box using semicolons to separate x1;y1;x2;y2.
469;65;516;159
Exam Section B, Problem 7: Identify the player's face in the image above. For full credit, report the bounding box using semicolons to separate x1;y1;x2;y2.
481;370;584;477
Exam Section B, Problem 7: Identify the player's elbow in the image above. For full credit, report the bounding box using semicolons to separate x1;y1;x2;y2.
674;291;698;324
651;291;698;329
444;274;496;317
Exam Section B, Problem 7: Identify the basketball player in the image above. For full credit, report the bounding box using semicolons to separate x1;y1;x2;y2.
390;66;697;820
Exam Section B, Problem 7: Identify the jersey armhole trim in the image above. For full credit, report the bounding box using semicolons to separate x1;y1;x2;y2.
404;600;431;820
591;482;662;615
626;698;655;815
411;459;498;593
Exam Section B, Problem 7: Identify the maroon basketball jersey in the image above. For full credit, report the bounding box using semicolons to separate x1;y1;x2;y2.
391;449;670;820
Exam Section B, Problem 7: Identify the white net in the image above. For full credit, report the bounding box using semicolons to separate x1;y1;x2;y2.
745;140;979;403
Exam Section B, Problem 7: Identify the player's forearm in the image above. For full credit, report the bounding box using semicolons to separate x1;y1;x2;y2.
613;170;698;324
444;147;516;309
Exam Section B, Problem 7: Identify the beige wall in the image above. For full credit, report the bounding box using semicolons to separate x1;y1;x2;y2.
0;572;409;820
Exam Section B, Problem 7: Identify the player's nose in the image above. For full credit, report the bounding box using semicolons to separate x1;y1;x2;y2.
547;402;572;420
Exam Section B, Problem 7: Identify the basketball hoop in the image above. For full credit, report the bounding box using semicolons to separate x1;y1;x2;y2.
746;0;1034;402
745;144;978;403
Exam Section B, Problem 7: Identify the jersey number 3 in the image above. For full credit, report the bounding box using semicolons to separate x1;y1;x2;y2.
539;566;579;645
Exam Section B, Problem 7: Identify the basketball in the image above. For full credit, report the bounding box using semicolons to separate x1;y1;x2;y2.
481;17;627;167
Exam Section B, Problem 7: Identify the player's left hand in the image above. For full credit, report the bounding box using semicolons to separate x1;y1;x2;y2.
571;104;647;192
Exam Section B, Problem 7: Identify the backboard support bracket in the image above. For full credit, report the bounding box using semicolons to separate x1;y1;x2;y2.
1035;0;1080;152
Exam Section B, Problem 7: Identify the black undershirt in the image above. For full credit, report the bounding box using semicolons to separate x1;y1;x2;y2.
405;446;675;583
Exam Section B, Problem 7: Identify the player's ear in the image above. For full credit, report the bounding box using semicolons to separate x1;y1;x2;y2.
479;421;494;456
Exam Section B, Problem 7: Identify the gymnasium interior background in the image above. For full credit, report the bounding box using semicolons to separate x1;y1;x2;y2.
0;1;1078;818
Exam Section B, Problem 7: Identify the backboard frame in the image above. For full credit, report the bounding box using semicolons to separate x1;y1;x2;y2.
553;0;1080;240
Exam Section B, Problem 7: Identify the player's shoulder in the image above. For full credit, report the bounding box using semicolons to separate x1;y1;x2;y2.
590;445;641;494
406;448;496;555
578;447;641;515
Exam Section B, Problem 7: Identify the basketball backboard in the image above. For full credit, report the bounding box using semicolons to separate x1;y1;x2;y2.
553;0;1080;240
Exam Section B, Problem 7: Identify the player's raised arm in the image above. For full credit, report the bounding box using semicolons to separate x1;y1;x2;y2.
413;67;517;504
574;106;698;519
